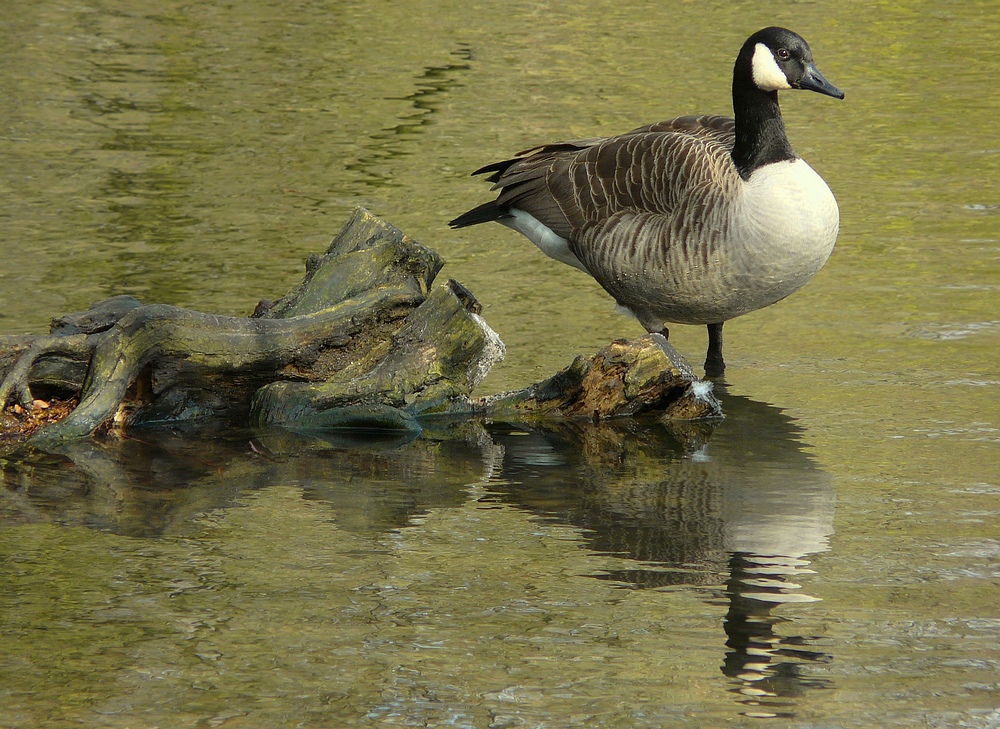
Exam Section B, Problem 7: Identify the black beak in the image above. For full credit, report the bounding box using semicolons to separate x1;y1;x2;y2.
795;63;844;99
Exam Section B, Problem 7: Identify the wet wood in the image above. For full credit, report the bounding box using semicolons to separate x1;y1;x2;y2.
0;207;721;450
479;335;720;421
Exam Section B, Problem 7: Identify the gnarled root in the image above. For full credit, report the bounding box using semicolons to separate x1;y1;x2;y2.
0;333;92;411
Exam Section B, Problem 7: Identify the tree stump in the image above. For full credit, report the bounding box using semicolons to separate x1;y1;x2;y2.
0;208;721;451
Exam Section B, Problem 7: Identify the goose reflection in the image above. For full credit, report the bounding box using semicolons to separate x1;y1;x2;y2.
481;390;835;717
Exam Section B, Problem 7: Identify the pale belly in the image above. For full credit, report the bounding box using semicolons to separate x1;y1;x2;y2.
584;159;841;327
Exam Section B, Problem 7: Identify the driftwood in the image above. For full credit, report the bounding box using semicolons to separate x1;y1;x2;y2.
0;208;721;451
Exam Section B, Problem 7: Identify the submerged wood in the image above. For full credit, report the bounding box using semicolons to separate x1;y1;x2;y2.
0;207;721;450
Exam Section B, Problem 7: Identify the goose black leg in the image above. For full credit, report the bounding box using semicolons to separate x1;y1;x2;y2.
705;322;725;378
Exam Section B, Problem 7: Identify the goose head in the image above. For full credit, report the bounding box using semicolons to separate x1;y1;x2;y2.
738;26;844;99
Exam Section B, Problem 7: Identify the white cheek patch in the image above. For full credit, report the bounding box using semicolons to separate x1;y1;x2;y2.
751;42;791;91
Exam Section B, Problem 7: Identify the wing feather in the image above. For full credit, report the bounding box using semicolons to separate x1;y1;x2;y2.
477;115;738;240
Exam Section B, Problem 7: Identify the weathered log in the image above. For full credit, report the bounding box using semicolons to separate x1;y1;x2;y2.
251;279;504;431
1;207;721;451
479;335;719;420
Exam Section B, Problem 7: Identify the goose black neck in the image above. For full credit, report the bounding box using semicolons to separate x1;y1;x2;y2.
730;82;796;179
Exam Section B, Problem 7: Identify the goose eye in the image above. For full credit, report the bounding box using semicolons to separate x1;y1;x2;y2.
776;48;790;61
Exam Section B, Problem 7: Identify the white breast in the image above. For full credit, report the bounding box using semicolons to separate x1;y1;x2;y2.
730;158;840;303
742;158;839;245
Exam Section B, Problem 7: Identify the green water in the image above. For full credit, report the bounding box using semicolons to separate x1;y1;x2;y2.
1;0;998;726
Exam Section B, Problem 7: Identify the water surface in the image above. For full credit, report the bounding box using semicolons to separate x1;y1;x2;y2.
1;1;998;726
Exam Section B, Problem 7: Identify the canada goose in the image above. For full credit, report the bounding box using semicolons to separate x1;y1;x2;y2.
450;27;843;378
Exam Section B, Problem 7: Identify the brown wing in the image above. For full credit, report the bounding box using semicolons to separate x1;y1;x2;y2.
486;115;738;239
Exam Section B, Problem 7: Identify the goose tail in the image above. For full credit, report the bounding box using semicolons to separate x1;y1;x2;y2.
449;199;508;229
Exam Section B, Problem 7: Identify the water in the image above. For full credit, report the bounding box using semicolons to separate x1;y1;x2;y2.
1;0;998;726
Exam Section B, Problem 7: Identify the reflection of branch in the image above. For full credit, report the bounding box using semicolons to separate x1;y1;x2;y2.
385;45;473;136
5;439;143;534
347;45;473;188
49;439;135;515
0;477;48;524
